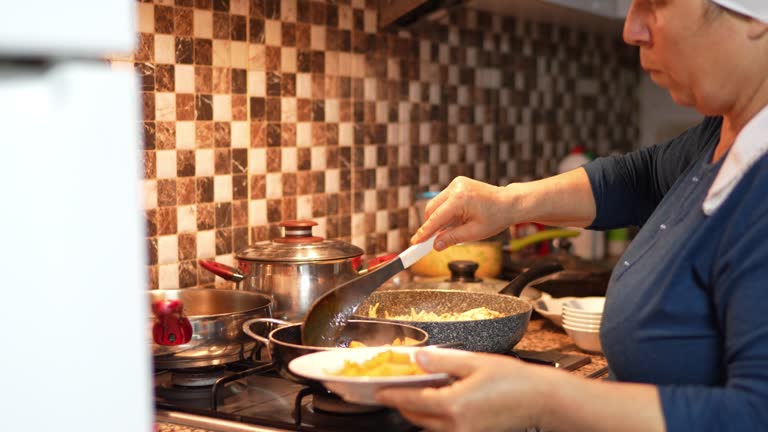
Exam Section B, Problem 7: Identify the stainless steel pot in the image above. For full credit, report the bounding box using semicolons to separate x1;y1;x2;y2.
199;220;365;321
150;288;272;369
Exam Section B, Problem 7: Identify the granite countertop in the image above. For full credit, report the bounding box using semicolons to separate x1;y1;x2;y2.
156;318;606;432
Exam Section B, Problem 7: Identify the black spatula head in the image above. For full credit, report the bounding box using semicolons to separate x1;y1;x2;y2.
301;235;436;347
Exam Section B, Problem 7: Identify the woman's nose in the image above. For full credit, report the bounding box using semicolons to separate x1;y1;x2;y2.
623;0;652;46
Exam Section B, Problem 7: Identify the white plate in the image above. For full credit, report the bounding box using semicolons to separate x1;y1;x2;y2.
288;346;452;406
531;294;580;328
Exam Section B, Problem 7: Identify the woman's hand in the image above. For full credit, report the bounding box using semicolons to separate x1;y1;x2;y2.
375;349;552;432
412;177;519;251
412;170;597;250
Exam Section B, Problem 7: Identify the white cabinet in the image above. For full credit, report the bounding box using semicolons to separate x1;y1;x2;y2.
0;61;152;432
0;0;135;58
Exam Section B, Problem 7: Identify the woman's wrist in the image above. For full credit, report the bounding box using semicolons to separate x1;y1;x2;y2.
501;181;539;225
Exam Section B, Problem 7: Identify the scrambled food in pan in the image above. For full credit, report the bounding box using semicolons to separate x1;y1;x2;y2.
348;337;421;348
367;303;504;322
328;350;426;377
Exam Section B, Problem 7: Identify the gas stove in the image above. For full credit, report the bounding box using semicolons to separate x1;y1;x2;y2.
155;361;420;432
155;350;592;432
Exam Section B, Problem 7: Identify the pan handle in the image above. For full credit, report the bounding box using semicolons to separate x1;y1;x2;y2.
242;317;293;345
199;259;246;283
498;260;564;298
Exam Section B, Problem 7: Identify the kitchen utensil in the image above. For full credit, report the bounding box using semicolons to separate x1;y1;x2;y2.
562;314;602;327
587;366;611;379
150;288;272;369
563;323;603;353
152;298;193;346
531;293;572;327
410;240;503;278
241;318;429;384
199;220;365;321
354;260;564;352
288;346;452;406
504;250;612;298
511;349;592;371
394;260;542;301
562;296;606;314
507;228;581;252
301;235;437;347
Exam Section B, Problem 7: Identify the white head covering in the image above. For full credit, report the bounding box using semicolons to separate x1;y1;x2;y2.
710;0;768;23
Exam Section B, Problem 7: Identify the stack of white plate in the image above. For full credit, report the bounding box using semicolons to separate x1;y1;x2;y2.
561;297;605;353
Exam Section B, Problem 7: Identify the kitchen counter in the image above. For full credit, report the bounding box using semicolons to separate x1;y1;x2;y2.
156;318;606;432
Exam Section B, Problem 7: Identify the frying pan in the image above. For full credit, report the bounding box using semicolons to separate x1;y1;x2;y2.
353;261;564;353
242;318;429;385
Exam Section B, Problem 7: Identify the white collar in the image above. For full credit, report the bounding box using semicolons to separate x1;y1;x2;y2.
703;104;768;215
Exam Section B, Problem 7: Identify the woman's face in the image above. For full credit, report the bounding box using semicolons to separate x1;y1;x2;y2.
623;0;744;114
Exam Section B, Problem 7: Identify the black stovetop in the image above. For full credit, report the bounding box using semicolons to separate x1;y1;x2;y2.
155;363;420;432
155;350;590;432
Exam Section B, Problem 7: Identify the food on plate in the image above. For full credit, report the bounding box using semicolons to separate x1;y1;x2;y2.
348;336;421;348
328;350;426;377
368;303;504;321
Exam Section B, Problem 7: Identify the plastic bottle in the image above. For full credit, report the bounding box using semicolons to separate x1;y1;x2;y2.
557;146;591;173
606;227;629;257
557;146;605;261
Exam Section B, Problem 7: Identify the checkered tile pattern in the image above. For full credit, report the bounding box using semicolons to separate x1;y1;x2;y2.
110;0;640;290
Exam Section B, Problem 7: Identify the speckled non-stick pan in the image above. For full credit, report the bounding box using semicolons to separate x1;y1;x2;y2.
353;261;564;353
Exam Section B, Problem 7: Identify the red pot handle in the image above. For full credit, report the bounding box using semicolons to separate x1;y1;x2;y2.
199;259;245;282
151;299;193;346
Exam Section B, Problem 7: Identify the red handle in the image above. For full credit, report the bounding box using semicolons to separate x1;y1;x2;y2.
199;259;245;282
151;299;193;346
367;253;398;271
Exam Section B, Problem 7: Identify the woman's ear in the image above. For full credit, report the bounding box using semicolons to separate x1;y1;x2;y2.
747;19;768;39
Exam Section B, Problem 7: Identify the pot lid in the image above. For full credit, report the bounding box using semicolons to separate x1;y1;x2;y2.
405;261;508;294
236;220;364;262
399;261;543;301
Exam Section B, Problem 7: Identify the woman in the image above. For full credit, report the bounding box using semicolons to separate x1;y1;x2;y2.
376;1;768;431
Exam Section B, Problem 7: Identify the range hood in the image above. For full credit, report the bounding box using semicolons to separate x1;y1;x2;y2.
379;0;465;28
380;0;628;31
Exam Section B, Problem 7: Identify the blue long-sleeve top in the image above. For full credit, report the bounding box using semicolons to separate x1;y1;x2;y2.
583;116;768;431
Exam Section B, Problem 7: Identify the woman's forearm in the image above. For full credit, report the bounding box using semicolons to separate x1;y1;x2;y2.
538;370;666;432
503;167;597;228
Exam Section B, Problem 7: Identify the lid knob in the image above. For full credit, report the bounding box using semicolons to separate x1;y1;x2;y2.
274;220;324;244
447;260;482;283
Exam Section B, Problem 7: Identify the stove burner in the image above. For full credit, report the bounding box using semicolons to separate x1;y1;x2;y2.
310;389;385;414
169;366;228;387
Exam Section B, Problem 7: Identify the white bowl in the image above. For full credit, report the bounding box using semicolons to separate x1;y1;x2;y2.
288;347;452;406
561;313;602;326
562;323;602;353
562;297;605;314
562;319;601;331
561;308;602;319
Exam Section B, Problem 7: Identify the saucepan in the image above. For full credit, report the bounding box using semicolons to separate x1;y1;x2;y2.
242;318;429;384
150;288;272;369
353;260;564;352
200;220;398;321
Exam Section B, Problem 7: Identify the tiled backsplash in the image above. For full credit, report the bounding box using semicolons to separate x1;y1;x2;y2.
111;0;640;290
